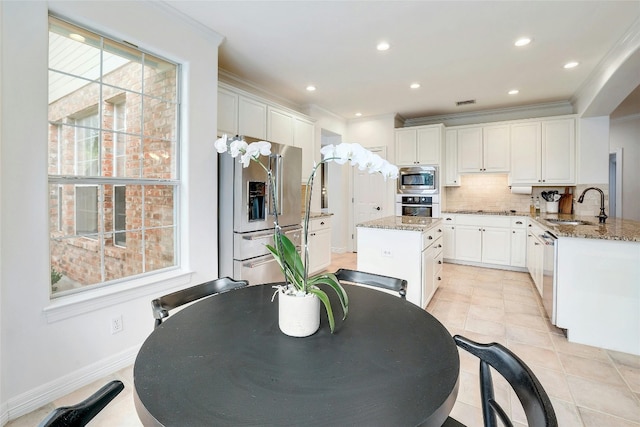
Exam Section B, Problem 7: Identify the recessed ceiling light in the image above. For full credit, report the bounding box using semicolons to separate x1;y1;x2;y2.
70;33;86;43
355;112;362;117
410;83;421;89
514;37;532;47
563;61;579;69
376;41;390;51
306;85;316;92
508;89;519;95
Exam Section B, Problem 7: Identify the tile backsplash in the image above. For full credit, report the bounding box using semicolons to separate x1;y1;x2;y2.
443;174;607;216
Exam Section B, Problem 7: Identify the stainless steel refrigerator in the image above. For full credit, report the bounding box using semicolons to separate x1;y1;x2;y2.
218;139;302;285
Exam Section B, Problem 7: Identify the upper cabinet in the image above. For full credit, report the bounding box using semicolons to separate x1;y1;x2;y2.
395;124;443;166
444;130;459;186
510;118;575;185
457;125;510;173
217;83;316;183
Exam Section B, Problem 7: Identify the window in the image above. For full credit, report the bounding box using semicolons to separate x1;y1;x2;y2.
48;16;180;295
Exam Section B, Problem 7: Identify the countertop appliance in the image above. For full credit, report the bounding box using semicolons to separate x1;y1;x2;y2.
396;194;441;218
397;165;437;194
218;138;302;285
541;230;558;324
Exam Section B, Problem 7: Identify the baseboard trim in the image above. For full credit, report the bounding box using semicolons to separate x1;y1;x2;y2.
3;344;140;422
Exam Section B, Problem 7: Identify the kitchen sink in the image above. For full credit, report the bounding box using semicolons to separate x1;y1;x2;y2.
545;219;595;226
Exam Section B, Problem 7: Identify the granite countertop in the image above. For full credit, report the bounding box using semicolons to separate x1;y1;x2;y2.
442;210;640;242
356;216;442;232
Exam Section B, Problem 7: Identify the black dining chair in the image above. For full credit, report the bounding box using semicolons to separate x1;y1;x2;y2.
38;380;124;427
443;335;558;427
334;268;407;299
152;277;249;327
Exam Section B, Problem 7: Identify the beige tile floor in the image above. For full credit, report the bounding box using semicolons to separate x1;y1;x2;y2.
8;254;640;426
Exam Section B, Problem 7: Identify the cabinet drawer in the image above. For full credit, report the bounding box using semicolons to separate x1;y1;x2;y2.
423;228;443;250
456;214;511;227
308;216;331;232
510;217;527;228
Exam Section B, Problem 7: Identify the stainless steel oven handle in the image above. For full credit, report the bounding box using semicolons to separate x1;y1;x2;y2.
242;231;275;241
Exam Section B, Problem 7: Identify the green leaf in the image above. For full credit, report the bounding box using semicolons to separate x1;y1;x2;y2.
307;287;336;333
308;273;349;319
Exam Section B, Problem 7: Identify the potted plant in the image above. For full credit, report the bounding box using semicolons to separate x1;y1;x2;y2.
215;135;398;336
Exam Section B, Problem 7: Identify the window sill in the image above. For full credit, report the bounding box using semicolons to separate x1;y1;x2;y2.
43;269;193;323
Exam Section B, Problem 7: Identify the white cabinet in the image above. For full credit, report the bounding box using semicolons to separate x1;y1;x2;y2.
305;217;331;275
457;125;510;173
238;96;267;140
442;215;456;259
510;217;528;268
444;130;460;186
542;119;575;184
267;107;294;146
454;215;511;266
217;87;238;136
422;229;443;308
510;118;575;185
395;124;443;166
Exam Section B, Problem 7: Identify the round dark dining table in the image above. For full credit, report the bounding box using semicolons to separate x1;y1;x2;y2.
134;283;460;426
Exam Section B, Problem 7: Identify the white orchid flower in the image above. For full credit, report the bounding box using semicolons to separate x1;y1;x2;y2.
366;153;385;173
380;163;399;180
247;141;272;157
320;144;336;161
214;135;229;154
229;138;248;158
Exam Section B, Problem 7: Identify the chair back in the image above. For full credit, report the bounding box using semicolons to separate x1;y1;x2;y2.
453;335;558;427
334;269;407;298
152;277;248;327
39;380;124;427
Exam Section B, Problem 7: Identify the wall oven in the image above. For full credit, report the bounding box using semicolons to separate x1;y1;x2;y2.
396;194;441;218
397;166;437;194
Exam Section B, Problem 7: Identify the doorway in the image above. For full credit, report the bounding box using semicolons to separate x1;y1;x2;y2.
609;148;623;218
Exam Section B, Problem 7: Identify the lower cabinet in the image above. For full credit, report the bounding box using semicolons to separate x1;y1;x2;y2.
422;235;443;308
305;217;331;275
448;214;527;269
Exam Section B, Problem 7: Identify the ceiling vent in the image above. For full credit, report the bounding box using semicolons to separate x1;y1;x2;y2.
456;99;476;106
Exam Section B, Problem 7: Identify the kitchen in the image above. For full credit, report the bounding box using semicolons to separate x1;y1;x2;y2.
2;1;640;426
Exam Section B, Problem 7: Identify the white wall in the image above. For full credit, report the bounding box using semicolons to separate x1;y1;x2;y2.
610;114;640;221
0;1;222;421
577;116;610;185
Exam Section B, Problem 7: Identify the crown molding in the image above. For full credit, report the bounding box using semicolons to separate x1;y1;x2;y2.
154;1;224;45
401;101;574;127
218;69;303;112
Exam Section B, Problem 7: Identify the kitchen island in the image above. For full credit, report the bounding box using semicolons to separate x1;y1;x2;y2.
356;216;443;308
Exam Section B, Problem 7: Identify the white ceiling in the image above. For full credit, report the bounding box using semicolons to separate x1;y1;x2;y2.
164;1;640;120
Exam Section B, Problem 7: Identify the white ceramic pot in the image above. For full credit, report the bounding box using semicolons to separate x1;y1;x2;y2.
278;290;320;337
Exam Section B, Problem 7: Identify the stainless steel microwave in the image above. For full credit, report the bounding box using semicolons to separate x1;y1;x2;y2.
397;166;437;194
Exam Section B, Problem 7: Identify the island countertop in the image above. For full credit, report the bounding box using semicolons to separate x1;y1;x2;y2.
356;216;442;232
442;210;640;242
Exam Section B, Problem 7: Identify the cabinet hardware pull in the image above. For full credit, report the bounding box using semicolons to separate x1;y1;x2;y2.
320;221;324;225
516;221;523;224
438;260;442;264
437;229;442;232
428;236;433;240
437;277;442;280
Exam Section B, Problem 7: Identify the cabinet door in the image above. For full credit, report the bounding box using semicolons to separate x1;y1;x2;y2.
444;130;459;186
238;96;267;140
481;226;511;265
416;127;441;165
267;107;294;146
454;225;482;262
294;118;315;182
483;125;510;172
457;127;483;173
396;129;417;165
217;87;238;136
309;227;332;274
510;122;541;184
542;119;575;184
510;228;527;267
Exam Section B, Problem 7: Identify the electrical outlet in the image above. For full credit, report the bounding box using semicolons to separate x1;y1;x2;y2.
111;315;123;334
381;249;392;257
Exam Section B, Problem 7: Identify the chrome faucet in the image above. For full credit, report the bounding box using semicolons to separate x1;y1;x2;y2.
577;187;608;223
